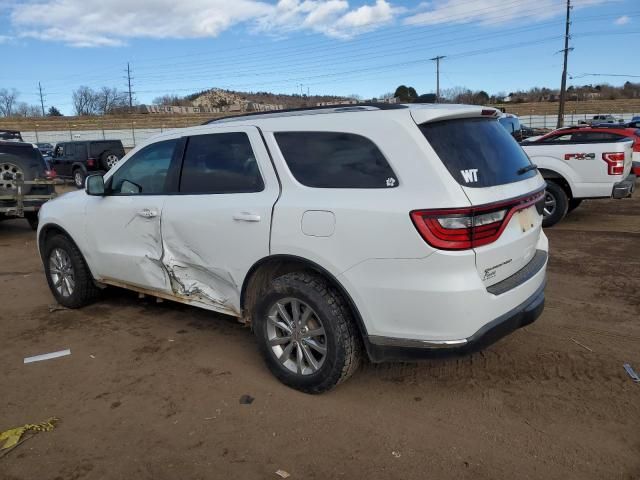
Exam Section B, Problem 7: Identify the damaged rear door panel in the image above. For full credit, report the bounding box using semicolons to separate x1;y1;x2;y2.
160;126;280;316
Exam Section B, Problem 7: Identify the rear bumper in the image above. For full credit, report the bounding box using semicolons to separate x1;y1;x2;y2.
365;279;546;362
612;173;636;199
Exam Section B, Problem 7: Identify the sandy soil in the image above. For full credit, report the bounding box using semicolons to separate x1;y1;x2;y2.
1;190;639;480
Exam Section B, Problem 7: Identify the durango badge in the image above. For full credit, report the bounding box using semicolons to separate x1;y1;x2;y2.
461;168;479;183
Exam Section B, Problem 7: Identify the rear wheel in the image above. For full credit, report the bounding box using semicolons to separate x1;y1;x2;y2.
542;181;569;228
43;234;99;308
253;271;362;394
0;160;32;195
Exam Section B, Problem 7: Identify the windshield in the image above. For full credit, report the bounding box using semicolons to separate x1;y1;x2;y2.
419;118;536;188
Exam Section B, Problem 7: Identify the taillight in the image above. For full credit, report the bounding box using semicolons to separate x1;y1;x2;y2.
410;189;545;251
87;157;96;167
602;152;625;175
633;141;640;153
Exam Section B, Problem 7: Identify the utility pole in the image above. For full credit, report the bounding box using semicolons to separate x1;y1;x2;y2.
430;56;445;103
38;82;45;116
557;0;572;128
126;62;134;112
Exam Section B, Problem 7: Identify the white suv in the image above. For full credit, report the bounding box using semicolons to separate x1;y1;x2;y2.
37;104;548;393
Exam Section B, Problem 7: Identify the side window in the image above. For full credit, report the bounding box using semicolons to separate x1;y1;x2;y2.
274;132;398;188
74;143;86;159
110;139;177;195
542;133;573;143
179;132;264;194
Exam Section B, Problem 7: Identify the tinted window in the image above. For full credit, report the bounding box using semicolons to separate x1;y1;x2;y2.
110;139;176;195
0;144;40;161
571;132;626;142
180;133;263;194
541;133;573;142
90;141;125;157
419;118;536;188
275;132;397;188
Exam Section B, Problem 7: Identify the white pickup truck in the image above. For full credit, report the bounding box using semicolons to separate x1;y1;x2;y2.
522;135;636;226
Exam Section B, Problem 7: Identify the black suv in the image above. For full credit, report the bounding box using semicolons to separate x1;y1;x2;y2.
50;140;125;188
0;141;55;229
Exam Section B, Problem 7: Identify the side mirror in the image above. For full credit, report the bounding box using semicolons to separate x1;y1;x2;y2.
86;174;105;196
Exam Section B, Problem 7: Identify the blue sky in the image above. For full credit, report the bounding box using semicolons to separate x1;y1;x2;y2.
0;0;639;114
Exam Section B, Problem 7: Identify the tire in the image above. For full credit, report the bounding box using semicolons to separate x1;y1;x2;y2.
25;212;39;231
568;198;583;213
253;271;362;394
100;151;120;171
0;156;33;195
43;234;99;308
542;181;569;228
73;168;86;189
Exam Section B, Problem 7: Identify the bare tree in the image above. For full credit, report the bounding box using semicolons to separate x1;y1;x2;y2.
0;88;19;117
72;86;99;115
97;87;128;114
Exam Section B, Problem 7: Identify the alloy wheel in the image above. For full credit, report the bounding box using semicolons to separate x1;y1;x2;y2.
49;248;75;297
106;154;119;169
543;192;556;218
266;297;327;375
0;162;23;190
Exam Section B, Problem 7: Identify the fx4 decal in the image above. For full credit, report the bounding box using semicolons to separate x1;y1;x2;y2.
564;153;595;161
461;169;479;183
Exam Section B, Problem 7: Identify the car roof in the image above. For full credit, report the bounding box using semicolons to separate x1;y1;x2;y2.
203;103;496;128
0;140;36;148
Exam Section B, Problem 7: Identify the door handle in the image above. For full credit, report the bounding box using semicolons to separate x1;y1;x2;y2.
233;212;261;222
138;208;158;219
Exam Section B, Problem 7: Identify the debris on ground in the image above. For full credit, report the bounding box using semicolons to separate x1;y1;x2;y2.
239;394;254;405
0;417;58;456
392;451;401;458
275;469;290;478
48;304;67;313
24;349;71;364
623;364;640;383
570;338;593;352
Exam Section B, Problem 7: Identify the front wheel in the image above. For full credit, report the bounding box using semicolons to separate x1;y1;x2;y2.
253;272;362;394
43;234;99;308
542;182;569;228
73;169;86;189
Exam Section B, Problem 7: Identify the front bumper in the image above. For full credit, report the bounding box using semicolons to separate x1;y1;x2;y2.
365;279;546;362
612;173;636;199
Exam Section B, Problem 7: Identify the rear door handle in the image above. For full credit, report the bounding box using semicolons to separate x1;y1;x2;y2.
138;208;158;218
233;212;261;222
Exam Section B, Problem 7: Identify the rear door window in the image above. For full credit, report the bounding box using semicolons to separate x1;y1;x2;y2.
419;118;536;188
274;132;397;188
179;132;264;194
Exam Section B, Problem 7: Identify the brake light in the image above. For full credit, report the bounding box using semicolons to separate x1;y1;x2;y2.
602;152;625;175
410;189;545;251
87;157;96;167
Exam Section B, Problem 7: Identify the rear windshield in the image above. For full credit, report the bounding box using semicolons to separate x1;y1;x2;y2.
419;118;536;188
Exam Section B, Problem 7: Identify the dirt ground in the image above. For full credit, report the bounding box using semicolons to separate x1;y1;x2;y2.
1;189;639;480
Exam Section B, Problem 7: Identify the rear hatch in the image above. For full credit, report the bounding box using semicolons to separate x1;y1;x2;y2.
412;110;546;288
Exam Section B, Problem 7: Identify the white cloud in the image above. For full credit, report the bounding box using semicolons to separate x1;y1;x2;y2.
8;0;400;47
615;15;630;25
404;0;609;26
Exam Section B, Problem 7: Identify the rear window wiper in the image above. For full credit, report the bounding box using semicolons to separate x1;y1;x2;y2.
517;164;538;175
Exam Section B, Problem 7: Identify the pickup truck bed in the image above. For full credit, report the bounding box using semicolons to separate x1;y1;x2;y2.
521;139;635;226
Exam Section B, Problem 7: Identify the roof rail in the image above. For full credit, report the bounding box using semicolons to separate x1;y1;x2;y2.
202;103;408;125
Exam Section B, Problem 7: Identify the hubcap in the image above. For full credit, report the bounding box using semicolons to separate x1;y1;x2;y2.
266;297;327;375
106;154;119;169
49;248;75;297
0;162;23;190
543;192;556;218
74;171;83;186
